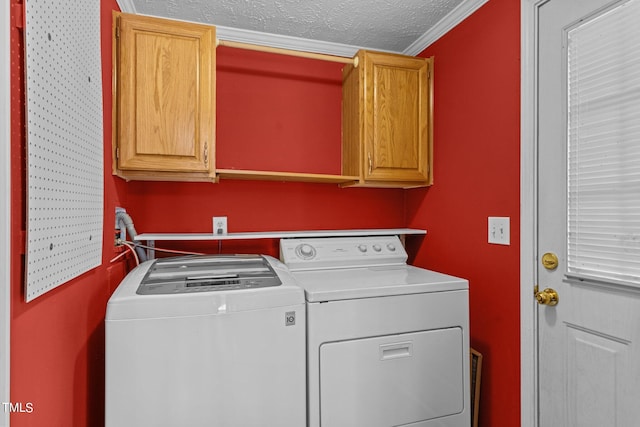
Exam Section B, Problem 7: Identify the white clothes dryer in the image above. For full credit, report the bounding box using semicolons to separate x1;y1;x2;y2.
105;254;306;427
281;236;470;427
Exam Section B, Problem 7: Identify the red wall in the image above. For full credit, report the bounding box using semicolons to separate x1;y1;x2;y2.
408;0;522;426
9;0;521;426
122;45;407;254
8;1;404;426
9;1;128;425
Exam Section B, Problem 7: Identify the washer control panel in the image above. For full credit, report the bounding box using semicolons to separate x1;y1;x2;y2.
280;236;407;270
136;255;282;295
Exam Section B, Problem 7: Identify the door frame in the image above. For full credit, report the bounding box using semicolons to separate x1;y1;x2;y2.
521;1;543;427
1;0;11;424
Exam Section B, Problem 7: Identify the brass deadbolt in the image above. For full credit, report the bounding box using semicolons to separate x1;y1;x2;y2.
541;252;559;270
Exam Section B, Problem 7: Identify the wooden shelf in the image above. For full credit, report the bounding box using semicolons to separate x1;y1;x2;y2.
216;169;360;185
135;228;426;242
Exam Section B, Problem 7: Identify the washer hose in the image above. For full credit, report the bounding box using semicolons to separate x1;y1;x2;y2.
115;210;148;262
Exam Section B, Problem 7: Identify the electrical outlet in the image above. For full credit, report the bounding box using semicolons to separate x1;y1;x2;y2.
488;217;510;245
213;216;228;235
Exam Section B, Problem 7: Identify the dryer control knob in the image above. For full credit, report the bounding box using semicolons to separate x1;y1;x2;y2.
386;243;397;252
357;244;368;253
372;244;382;252
296;244;316;259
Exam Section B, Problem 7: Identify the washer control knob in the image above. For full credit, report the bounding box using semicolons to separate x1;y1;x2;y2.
386;243;397;252
357;244;368;253
372;244;382;252
296;244;316;259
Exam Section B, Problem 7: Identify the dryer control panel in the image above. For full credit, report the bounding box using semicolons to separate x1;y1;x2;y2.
280;236;408;270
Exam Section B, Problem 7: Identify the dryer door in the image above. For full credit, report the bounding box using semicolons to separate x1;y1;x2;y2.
319;328;464;426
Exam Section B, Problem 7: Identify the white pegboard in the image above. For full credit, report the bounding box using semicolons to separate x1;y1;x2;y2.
25;0;104;302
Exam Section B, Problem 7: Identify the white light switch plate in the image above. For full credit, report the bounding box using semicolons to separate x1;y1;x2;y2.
488;217;510;245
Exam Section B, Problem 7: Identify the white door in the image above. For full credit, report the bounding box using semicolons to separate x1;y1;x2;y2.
537;0;640;426
1;0;11;424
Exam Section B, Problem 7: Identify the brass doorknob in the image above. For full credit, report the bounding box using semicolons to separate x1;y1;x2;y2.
535;287;559;306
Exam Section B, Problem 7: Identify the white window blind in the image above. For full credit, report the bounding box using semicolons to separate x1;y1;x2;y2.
567;0;640;286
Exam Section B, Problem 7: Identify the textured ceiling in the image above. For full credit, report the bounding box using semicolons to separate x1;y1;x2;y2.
117;0;487;56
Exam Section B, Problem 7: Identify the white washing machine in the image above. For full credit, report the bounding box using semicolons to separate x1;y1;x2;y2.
105;254;306;427
281;236;470;427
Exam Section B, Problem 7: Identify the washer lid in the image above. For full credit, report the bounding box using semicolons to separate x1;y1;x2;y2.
290;265;468;302
107;255;304;320
137;254;281;295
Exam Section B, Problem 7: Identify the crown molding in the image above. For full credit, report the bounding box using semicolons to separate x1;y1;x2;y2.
115;0;487;58
115;0;363;58
116;0;136;13
403;0;490;56
215;25;365;59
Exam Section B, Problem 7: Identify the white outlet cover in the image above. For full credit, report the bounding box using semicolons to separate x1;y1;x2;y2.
213;216;228;235
488;217;510;245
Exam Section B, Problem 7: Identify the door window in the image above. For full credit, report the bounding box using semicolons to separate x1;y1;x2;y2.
567;0;640;286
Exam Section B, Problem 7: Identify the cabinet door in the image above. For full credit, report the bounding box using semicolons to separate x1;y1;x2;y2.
363;51;431;184
113;13;215;181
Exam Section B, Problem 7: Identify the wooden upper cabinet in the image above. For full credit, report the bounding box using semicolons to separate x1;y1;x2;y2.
342;50;433;188
112;12;216;181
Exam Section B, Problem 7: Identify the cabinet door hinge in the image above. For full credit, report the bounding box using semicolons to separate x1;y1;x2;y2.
115;147;120;159
115;25;120;39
